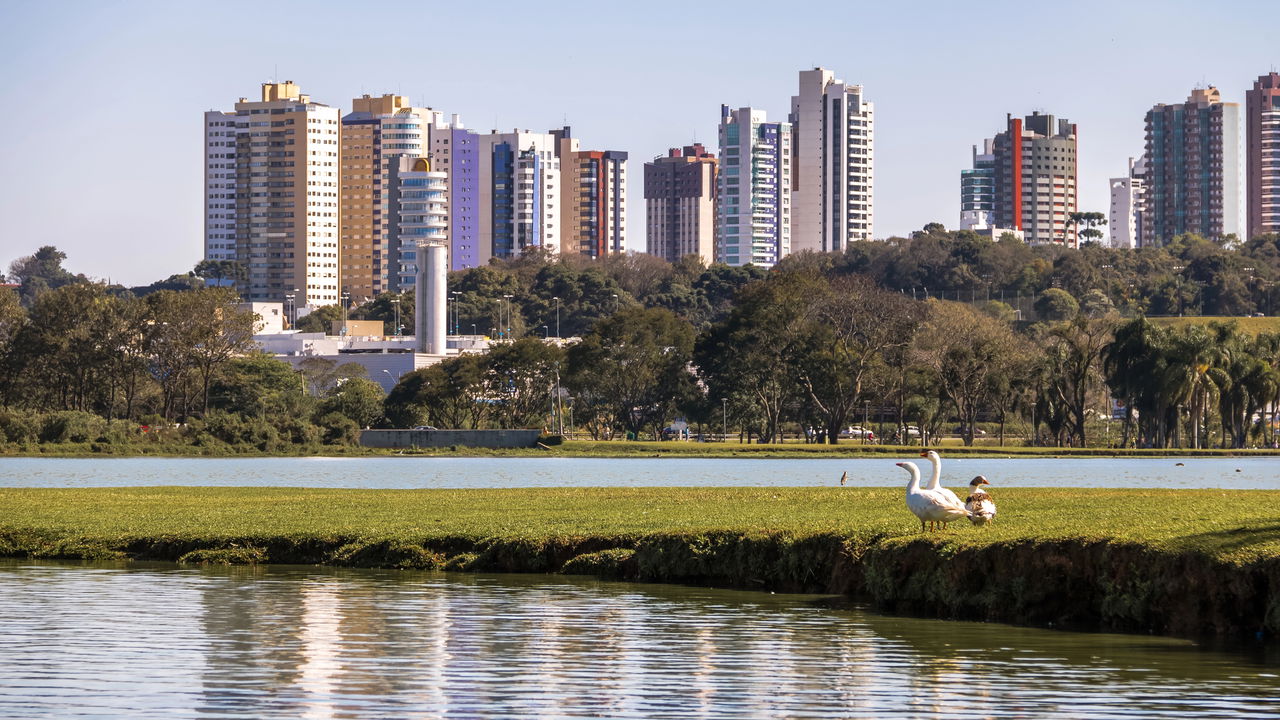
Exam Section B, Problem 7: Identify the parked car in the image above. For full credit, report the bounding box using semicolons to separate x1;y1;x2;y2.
954;426;987;436
411;425;438;431
839;426;877;441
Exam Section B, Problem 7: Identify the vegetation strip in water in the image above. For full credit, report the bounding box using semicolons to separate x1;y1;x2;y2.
2;486;1279;639
6;439;1280;459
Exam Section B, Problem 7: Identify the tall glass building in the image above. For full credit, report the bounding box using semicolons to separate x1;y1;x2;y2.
716;105;791;267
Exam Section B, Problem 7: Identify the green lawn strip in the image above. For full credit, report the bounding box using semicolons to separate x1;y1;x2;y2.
2;486;1278;562
4;487;1279;637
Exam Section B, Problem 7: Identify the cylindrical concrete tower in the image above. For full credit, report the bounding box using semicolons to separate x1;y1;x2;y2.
415;243;448;354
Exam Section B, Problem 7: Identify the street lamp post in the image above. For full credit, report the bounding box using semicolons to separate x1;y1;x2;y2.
502;294;513;338
722;398;728;443
390;298;400;337
450;291;460;335
340;290;350;337
542;325;548;339
552;296;560;338
284;293;294;329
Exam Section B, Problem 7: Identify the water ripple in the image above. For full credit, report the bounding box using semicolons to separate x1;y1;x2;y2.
0;562;1276;719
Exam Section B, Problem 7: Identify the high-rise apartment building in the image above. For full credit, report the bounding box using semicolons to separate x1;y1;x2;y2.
476;130;563;260
789;68;874;251
204;81;341;305
340;94;442;301
644;144;717;264
717;105;791;267
960;139;996;230
1141;87;1240;246
425;116;481;271
1246;73;1280;239
553;127;628;259
990;112;1078;245
1109;157;1146;249
386;157;448;294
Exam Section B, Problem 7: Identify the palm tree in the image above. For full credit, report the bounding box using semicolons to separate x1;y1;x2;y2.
1160;325;1229;448
1103;316;1166;447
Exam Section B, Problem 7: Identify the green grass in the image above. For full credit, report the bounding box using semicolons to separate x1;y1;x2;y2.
1148;315;1280;335
4;486;1279;637
2;486;1278;562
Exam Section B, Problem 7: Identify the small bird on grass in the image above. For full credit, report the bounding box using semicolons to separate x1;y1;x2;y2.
839;470;847;486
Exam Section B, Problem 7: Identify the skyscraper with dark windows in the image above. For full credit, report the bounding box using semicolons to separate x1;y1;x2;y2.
1141;87;1240;246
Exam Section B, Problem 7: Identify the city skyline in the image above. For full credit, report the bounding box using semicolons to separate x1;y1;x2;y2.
2;0;1279;284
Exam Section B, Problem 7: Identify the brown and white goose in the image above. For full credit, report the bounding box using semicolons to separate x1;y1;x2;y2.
964;476;997;526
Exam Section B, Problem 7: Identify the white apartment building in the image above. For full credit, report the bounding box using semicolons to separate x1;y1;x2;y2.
203;81;341;306
476;130;564;261
1109;157;1146;249
789;68;875;252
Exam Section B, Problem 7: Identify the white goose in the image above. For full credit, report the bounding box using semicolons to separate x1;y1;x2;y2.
964;476;997;526
899;461;970;532
919;450;963;525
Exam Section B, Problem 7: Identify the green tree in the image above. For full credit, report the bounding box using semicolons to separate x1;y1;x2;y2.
146;288;257;418
8;246;83;306
484;337;565;429
321;377;385;429
193;259;247;291
295;305;343;334
208;353;311;420
384;354;489;429
912;300;1026;445
1035;288;1079;321
792;274;924;444
565;307;696;439
696;270;820;443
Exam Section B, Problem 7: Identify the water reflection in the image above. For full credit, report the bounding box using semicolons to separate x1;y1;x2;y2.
0;560;1276;719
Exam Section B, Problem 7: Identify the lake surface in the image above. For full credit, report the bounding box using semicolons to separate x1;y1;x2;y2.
1;456;1278;489
0;560;1275;719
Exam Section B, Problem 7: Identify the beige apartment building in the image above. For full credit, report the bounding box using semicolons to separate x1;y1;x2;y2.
340;94;443;302
203;81;341;306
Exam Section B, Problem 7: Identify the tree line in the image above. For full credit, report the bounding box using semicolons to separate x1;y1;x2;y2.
4;228;1280;450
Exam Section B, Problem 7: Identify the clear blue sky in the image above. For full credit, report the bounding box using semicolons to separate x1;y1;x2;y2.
1;0;1276;285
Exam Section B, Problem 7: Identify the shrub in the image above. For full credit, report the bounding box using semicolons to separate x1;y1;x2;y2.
0;407;41;443
314;411;359;445
330;540;443;569
561;547;635;578
39;411;107;443
178;546;267;565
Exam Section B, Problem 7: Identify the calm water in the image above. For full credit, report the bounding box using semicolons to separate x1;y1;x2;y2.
1;456;1278;489
0;560;1275;719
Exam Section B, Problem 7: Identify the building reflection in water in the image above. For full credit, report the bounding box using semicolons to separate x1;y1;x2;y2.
29;562;1251;719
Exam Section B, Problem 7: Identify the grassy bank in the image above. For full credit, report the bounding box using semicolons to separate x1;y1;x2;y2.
3;486;1279;639
5;438;1280;459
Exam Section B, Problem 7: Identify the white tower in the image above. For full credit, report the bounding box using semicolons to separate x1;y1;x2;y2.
414;243;448;354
